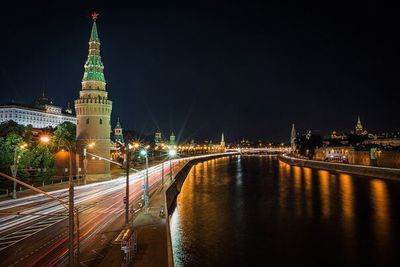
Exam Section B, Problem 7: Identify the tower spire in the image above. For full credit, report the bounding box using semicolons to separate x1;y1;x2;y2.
355;115;364;135
290;122;296;152
116;117;121;128
75;14;113;181
82;12;105;88
90;15;99;42
220;132;226;148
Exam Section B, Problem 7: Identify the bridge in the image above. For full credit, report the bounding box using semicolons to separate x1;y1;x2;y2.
227;147;291;154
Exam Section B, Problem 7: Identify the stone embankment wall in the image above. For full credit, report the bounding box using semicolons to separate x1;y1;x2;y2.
280;154;400;181
165;154;236;213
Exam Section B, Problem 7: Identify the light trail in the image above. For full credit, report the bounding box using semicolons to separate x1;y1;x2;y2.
0;153;237;266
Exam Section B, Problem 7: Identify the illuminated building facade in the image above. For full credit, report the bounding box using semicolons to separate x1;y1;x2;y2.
0;92;75;128
74;14;112;181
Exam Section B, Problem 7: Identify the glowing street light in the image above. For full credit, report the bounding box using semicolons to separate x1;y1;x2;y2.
83;142;95;185
11;142;28;199
40;135;51;144
140;149;150;208
168;149;177;181
168;149;177;157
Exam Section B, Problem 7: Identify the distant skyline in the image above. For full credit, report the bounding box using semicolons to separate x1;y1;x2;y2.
0;1;399;142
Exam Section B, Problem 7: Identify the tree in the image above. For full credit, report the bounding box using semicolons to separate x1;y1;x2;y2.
0;120;25;137
31;143;55;183
0;134;31;179
52;122;76;151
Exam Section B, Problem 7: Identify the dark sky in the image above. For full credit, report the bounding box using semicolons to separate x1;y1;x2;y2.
0;1;399;142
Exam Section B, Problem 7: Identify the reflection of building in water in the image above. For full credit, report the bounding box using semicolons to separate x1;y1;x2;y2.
318;170;331;217
303;168;313;216
370;179;390;246
339;174;354;219
314;146;355;163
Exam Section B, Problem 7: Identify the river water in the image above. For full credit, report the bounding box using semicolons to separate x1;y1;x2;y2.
170;155;400;267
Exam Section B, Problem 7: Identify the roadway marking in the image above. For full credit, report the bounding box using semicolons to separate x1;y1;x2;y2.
0;215;65;252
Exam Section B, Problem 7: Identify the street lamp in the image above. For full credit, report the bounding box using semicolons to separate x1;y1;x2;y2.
168;149;177;182
124;144;132;225
10;143;27;199
83;142;95;185
140;149;149;208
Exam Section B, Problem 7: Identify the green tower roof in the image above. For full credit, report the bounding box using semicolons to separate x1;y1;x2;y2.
116;117;122;128
90;21;99;42
82;20;106;84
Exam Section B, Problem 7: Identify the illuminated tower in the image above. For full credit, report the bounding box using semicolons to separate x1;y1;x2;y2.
114;118;124;145
75;13;112;181
155;130;162;146
290;122;296;152
220;132;225;148
355;116;363;135
169;132;176;148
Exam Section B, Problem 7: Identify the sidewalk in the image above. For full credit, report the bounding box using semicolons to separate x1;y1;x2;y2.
98;167;181;267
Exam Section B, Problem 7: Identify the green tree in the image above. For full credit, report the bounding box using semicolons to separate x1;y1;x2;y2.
31;143;55;183
0;134;31;179
52;122;76;151
0;121;25;137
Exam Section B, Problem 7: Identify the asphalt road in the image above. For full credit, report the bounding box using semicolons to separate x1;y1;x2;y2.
0;158;181;267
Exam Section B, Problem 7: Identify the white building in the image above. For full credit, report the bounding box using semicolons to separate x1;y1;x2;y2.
0;93;76;128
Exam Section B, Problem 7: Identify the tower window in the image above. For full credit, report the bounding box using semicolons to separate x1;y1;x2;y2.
86;118;89;124
100;118;103;124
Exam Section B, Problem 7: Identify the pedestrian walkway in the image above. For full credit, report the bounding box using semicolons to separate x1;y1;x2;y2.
98;163;184;267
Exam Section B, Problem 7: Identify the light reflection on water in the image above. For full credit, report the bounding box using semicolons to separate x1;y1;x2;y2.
170;156;400;267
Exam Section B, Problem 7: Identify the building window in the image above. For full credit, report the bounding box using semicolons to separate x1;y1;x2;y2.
86;118;89;124
99;118;102;124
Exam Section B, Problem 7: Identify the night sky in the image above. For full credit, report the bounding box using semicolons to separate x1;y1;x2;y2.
0;1;399;142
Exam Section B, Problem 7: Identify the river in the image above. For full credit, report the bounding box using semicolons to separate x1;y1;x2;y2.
170;155;400;266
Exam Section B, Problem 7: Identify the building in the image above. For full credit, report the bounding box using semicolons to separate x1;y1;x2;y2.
355;116;367;135
220;132;225;148
314;146;355;163
363;138;400;147
290;122;296;152
74;13;113;181
114;118;124;145
155;130;162;146
0;92;75;128
169;132;176;148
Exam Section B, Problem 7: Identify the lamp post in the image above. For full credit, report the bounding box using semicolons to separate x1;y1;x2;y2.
124;144;132;226
10;143;27;199
168;149;177;182
140;149;149;208
83;142;95;185
65;144;75;267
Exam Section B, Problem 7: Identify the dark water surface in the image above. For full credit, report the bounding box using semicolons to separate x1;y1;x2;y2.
170;155;400;267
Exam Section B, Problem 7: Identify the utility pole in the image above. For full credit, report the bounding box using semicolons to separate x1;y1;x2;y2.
68;147;74;267
125;148;130;226
161;161;164;186
83;148;88;185
145;154;149;207
170;159;173;181
140;149;149;208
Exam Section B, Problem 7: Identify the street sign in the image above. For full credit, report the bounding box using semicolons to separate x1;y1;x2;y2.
123;196;127;204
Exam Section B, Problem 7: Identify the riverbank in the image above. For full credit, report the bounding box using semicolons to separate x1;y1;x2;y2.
98;152;238;267
279;154;400;180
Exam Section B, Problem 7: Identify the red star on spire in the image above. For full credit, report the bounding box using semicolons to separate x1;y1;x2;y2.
91;11;99;21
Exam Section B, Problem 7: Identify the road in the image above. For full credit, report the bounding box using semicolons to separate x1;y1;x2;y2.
0;157;186;267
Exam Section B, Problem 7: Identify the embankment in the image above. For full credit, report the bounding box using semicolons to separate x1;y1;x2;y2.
279;154;400;180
